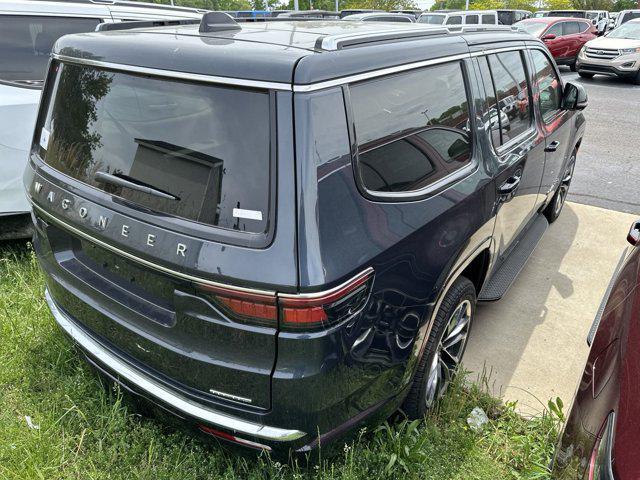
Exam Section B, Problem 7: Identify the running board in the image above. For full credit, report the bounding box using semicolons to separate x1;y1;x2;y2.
478;215;549;302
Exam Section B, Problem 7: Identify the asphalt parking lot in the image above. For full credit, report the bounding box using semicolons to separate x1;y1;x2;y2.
465;69;640;413
561;67;640;215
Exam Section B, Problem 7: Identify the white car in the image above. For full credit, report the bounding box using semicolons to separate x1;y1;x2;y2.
614;9;640;29
417;10;498;26
0;0;204;239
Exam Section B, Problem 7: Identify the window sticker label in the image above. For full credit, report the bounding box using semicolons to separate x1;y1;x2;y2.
233;208;263;221
40;128;50;150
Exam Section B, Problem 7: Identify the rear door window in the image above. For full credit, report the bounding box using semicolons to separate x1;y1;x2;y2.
350;62;472;195
466;14;479;24
37;63;272;234
563;21;581;35
479;51;532;147
446;15;463;24
0;15;100;86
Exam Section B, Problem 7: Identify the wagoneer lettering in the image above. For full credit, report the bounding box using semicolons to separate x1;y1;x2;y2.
28;15;587;454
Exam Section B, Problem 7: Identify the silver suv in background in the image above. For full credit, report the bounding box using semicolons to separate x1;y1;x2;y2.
576;19;640;84
0;0;203;239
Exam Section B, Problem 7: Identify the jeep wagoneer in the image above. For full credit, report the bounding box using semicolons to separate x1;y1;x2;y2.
26;14;587;453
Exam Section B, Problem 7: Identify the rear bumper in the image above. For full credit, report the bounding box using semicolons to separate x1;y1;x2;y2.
45;289;306;445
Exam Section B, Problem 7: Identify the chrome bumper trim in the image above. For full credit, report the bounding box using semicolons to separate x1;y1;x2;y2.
45;289;306;442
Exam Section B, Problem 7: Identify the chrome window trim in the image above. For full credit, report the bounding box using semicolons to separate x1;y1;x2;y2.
51;53;294;91
51;45;542;93
0;12;108;19
45;289;306;442
359;162;478;200
293;52;471;92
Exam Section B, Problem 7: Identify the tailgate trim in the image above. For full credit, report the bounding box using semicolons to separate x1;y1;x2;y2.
45;289;305;442
32;202;276;296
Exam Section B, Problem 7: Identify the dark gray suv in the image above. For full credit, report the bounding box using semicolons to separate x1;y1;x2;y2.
26;14;587;454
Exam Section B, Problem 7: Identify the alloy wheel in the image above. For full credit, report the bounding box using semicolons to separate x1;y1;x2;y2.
425;299;472;408
554;160;575;217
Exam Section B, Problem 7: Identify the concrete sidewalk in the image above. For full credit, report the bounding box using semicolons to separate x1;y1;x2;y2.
464;202;637;415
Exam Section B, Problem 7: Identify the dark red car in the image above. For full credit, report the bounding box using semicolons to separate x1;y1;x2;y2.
515;17;597;70
553;220;640;479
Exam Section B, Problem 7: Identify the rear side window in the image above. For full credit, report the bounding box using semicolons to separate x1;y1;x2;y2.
38;63;272;234
350;62;472;195
466;14;479;24
563;21;581;35
446;15;463;24
482;14;496;24
0;15;100;86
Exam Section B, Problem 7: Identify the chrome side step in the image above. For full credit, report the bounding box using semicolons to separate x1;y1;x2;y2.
478;215;549;302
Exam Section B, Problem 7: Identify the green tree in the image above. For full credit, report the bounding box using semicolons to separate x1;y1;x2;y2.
543;0;572;9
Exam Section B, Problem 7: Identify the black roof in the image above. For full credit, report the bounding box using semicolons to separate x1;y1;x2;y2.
53;21;535;87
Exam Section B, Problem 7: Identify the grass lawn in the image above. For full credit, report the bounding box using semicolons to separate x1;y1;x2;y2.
0;241;562;480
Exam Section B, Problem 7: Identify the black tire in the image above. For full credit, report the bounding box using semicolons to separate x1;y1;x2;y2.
578;71;594;79
402;276;476;419
633;70;640;86
544;153;576;224
570;61;577;72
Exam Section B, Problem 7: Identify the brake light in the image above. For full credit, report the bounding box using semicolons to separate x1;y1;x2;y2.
588;412;615;480
278;268;374;330
196;267;374;330
198;284;277;327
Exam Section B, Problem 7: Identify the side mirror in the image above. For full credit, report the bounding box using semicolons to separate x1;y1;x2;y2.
628;221;640;247
562;82;588;110
542;33;556;40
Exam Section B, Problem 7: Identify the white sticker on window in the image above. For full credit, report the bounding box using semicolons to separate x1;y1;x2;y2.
233;208;263;221
40;128;50;150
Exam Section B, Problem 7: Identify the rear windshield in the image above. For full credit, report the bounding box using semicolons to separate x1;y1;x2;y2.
0;15;100;86
37;63;271;234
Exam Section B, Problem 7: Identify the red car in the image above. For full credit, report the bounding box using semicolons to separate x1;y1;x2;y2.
553;220;640;479
516;17;597;70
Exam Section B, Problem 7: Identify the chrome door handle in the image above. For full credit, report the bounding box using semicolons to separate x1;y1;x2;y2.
545;141;560;152
498;175;522;195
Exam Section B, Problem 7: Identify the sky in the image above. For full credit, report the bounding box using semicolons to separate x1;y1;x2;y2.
415;0;436;10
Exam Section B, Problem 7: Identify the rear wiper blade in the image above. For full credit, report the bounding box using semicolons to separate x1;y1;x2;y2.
95;171;180;201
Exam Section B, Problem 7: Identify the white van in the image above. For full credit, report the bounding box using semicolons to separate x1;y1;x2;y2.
614;9;640;29
0;0;204;239
417;10;498;26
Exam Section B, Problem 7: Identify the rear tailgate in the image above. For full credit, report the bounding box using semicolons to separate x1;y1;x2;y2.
30;60;296;410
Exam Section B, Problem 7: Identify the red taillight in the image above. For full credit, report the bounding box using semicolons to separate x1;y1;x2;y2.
196;267;374;330
198;284;277;327
198;425;271;451
278;268;374;330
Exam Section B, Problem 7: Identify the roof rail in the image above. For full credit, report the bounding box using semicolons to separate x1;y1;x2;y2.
317;24;521;51
199;11;241;32
96;18;199;32
316;27;449;51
